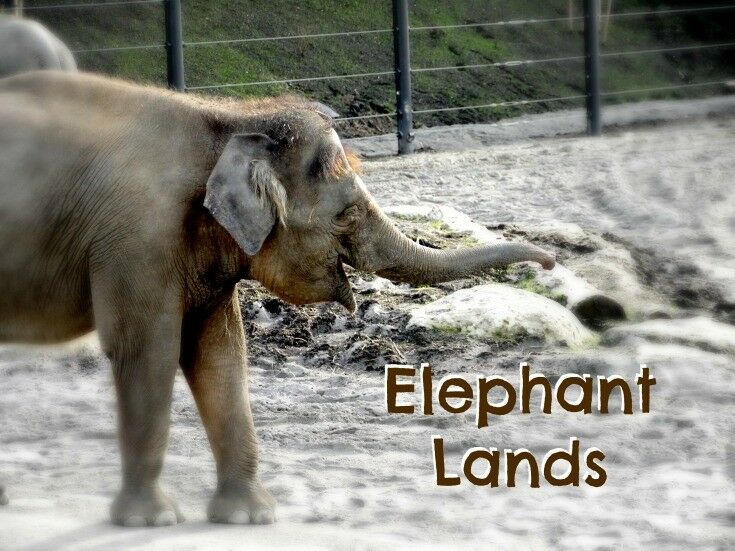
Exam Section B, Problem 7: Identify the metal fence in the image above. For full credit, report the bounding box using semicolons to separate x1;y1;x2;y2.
4;0;735;154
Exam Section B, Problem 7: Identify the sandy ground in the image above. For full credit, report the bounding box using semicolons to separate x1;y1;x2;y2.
358;113;735;304
1;108;734;550
350;95;735;157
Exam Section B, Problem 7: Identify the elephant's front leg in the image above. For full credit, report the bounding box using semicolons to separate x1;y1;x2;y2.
182;289;275;524
93;277;184;527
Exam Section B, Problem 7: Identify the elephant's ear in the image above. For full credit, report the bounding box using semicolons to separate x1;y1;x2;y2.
204;133;286;256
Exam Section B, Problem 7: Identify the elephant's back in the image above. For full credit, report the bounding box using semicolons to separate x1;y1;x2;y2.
0;72;207;191
0;71;214;258
0;16;76;77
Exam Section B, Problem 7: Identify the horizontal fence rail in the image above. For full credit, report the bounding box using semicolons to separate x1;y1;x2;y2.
411;42;735;74
6;1;735;153
184;28;394;47
187;70;395;91
335;112;397;122
602;80;732;96
71;44;164;54
409;4;735;31
412;95;588;115
10;0;162;10
605;5;735;19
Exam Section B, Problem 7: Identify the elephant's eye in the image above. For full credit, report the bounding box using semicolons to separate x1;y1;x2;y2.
332;205;361;232
338;205;360;218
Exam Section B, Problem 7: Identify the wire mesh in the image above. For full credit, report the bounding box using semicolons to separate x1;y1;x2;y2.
8;0;162;10
7;2;733;134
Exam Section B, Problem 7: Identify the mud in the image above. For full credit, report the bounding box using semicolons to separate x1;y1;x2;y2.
238;213;726;375
500;223;734;323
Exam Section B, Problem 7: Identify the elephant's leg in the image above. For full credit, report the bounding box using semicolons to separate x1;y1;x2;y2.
93;275;184;527
182;290;275;525
0;484;7;506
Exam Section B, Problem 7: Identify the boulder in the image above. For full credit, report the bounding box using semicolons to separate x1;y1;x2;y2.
522;220;669;320
386;205;626;325
534;264;626;327
408;283;597;349
384;204;505;244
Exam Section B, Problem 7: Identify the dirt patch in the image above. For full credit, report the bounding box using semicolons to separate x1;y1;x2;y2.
240;212;733;375
611;236;735;324
494;222;734;324
238;216;598;373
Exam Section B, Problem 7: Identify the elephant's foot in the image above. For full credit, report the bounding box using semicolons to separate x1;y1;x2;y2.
208;481;276;525
110;485;183;527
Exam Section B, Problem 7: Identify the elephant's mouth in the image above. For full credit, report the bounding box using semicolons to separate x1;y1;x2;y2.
334;257;356;313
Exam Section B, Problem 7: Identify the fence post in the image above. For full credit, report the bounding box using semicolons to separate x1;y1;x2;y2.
583;0;602;135
0;0;21;16
164;0;185;91
392;0;415;155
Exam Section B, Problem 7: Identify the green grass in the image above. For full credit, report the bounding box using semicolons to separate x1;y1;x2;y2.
29;0;734;135
513;272;567;305
426;321;527;344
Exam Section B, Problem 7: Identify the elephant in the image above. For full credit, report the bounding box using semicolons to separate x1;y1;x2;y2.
0;15;77;78
0;70;554;526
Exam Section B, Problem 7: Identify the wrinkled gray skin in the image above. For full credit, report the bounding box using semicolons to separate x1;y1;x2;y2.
0;15;77;78
0;71;554;527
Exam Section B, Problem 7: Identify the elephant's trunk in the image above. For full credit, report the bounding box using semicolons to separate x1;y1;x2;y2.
349;206;555;284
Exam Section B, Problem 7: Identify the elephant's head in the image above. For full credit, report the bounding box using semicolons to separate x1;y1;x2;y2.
204;105;555;312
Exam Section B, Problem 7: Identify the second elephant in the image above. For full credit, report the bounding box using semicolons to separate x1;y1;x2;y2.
0;15;77;78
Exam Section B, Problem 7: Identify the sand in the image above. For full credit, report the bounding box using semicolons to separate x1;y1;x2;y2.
1;105;734;550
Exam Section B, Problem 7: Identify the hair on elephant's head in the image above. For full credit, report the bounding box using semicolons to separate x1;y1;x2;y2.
204;102;555;312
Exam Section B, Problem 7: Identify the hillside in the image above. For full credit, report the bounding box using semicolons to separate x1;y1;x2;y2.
23;0;735;135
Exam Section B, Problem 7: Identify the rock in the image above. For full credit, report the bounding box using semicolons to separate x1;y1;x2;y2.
521;221;662;320
358;301;388;322
281;362;308;378
535;264;626;328
387;205;626;326
520;221;607;254
242;300;278;326
603;316;735;356
565;244;674;319
384;204;505;244
352;275;409;295
408;284;597;349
